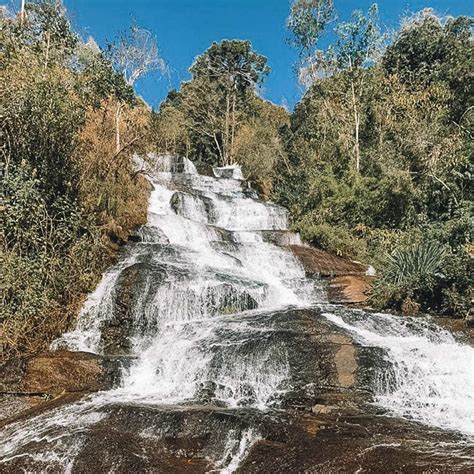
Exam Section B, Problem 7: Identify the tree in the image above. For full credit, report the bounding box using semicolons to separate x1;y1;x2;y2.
287;2;383;172
234;97;289;195
275;8;472;318
109;24;166;151
1;2;153;353
188;40;270;165
151;103;188;156
383;10;473;122
287;0;335;87
331;4;383;173
20;0;25;24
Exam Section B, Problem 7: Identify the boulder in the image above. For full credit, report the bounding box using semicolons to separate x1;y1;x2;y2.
290;245;368;277
258;230;302;246
290;246;373;304
213;164;244;180
22;351;109;395
0;351;123;398
100;261;167;355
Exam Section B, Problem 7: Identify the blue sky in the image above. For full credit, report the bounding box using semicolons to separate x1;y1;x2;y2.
53;1;473;109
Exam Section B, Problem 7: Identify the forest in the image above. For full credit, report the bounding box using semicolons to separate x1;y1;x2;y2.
1;0;473;355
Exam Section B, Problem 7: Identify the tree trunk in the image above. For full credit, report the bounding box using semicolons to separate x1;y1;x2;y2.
224;93;230;166
351;80;360;174
230;85;237;164
44;32;50;70
20;0;25;24
115;102;123;153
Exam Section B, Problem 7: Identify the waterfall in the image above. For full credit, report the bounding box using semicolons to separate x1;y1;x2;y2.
321;305;474;436
1;155;473;472
55;156;317;408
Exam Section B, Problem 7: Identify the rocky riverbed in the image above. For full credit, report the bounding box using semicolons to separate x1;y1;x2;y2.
1;308;473;473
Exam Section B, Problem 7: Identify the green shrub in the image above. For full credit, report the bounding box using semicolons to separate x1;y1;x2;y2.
370;233;472;317
1;4;150;355
298;222;367;259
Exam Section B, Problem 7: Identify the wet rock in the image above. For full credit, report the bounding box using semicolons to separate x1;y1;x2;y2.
1;309;472;472
204;282;259;314
194;161;214;177
100;264;139;355
327;275;371;304
238;410;473;473
170;190;216;223
258;230;302;246
333;338;357;388
0;351;122;398
0;395;45;422
0;351;131;424
99;258;267;355
213;164;244;180
2;403;471;473
100;261;167;355
22;351;114;395
290;245;368;277
311;404;336;414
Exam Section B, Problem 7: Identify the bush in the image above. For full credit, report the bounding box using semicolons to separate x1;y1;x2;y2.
273;10;472;322
298;222;367;259
1;4;150;355
370;227;472;317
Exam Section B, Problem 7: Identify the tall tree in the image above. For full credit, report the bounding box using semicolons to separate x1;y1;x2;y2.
287;0;335;87
186;40;270;165
331;4;383;173
109;24;166;151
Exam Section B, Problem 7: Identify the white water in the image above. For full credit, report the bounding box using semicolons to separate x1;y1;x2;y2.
322;305;474;437
0;157;317;471
107;160;313;406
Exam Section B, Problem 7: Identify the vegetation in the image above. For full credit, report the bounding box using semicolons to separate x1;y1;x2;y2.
1;1;157;354
150;39;288;194
2;1;472;356
278;6;473;317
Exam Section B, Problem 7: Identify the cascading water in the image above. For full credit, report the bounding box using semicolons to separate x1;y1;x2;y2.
1;154;473;472
1;156;320;471
321;305;474;436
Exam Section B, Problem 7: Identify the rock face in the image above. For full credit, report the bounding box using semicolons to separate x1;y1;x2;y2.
291;245;373;304
6;402;470;474
290;245;368;277
4;309;470;474
22;351;109;395
327;275;371;304
0;351;124;398
100;261;166;355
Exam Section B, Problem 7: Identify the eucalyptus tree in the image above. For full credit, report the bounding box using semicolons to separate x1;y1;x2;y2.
287;0;335;87
109;25;166;151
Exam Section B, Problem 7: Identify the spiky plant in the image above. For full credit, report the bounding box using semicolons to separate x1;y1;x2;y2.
384;242;447;285
369;241;449;312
